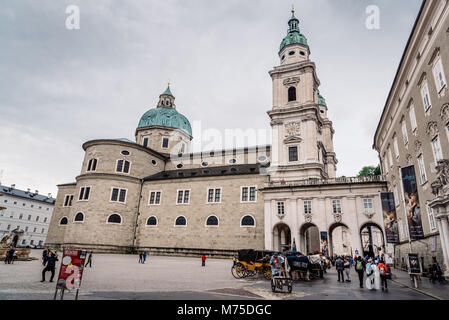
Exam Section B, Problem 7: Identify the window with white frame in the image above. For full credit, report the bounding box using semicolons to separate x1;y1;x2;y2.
162;137;169;149
241;215;255;227
433;58;447;92
427;205;437;231
402;121;409;145
19;214;23;220
363;199;373;213
432;136;443;162
304;200;312;214
277;202;285;215
78;187;91;201
110;188;127;203
207;188;221;203
87;158;97;172
177;190;190;204
417;154;428;184
332;200;342;214
149;191;161;205
409;106;417;131
116;160;130;174
143;137;149;148
241;186;257;202
63;195;74;207
393;138;399;158
421;82;432;110
27;214;31;221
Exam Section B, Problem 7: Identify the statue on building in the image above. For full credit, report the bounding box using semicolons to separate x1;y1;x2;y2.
432;160;449;197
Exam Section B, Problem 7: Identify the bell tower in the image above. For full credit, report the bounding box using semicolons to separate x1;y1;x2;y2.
267;9;338;182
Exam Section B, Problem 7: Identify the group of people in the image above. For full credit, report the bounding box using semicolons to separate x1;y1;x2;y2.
335;254;390;292
3;247;17;264
138;251;148;264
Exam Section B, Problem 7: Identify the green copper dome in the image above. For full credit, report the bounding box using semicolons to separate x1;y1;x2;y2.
279;10;308;54
137;86;192;136
318;92;327;107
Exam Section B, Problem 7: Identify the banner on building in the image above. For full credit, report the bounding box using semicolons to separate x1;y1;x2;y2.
381;192;399;243
401;166;424;239
56;249;87;290
320;232;329;257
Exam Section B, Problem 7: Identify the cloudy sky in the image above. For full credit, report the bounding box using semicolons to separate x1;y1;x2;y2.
0;0;422;196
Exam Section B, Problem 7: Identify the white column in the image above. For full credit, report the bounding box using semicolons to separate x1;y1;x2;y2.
439;216;449;274
264;200;272;250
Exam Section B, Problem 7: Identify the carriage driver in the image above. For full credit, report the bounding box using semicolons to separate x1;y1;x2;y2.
270;253;285;277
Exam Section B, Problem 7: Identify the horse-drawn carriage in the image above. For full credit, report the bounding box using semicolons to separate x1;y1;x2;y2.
286;252;327;280
231;249;275;280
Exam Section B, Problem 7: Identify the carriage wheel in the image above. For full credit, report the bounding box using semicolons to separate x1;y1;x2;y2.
271;279;276;292
231;265;240;279
263;267;272;280
234;263;246;278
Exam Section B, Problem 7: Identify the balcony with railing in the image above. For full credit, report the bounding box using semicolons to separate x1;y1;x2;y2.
265;175;386;189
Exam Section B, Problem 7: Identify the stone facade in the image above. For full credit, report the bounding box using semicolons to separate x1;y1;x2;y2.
374;0;449;274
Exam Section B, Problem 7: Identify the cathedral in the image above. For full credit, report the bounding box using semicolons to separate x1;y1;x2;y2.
46;10;388;257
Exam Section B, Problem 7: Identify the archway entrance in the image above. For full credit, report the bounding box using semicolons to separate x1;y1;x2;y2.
360;223;385;258
329;223;352;257
273;223;291;252
299;223;320;254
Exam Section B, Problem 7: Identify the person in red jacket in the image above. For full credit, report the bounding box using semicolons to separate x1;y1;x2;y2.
201;255;206;267
377;260;389;292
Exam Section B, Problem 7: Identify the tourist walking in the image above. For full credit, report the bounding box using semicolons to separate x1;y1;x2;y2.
344;257;351;282
430;258;443;284
355;256;366;288
201;254;206;267
142;251;147;264
138;252;143;264
41;252;58;282
377;260;389;292
7;247;15;264
12;250;17;264
365;259;380;290
335;256;345;282
85;251;93;268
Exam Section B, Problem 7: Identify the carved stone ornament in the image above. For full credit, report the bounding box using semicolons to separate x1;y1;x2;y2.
304;213;313;224
431;159;449;197
406;154;413;164
364;211;375;220
270;119;284;126
414;140;423;154
283;77;300;86
333;213;342;223
285;122;301;137
440;104;449;122
426;122;439;138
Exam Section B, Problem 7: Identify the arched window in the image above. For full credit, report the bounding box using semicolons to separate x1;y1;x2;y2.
147;216;158;226
241;215;255;227
107;214;122;224
175;216;187;227
206;215;219;227
288;87;297;102
59;217;68;225
74;212;84;222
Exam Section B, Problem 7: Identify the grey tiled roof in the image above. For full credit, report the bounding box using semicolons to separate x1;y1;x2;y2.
0;184;56;204
143;164;262;181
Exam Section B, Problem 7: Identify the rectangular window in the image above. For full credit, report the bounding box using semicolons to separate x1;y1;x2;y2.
19;214;23;220
25;226;28;232
427;206;437;231
28;215;31;221
393;138;399;158
162;137;169;149
44;217;47;223
87;158;97;172
33;227;36;233
79;187;91;201
363;199;373;212
304;200;312;214
277;202;285;215
63;195;74;207
41;228;45;234
421;82;432;110
432;136;443;162
402;122;408;145
116;160;130;174
207;188;221;203
30;240;34;245
143;137;149;148
433;59;447;92
177;190;190;204
7;225;10;230
36;216;39;222
289;146;298;162
111;188;127;203
417;154;427;184
149;191;162;205
241;186;257;202
409;106;417;131
332;200;342;214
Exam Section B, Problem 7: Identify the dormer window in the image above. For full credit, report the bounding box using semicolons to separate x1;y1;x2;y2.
289;51;295;56
288;87;296;102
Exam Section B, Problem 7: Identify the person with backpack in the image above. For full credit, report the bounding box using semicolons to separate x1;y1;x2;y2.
377;260;389;292
335;256;345;282
344;257;351;282
355;256;366;288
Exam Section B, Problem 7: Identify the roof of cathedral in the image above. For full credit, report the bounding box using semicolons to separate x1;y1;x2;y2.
318;92;327;107
279;9;308;54
137;86;192;136
143;164;262;182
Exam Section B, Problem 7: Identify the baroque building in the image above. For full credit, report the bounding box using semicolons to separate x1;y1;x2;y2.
374;0;449;275
46;10;387;258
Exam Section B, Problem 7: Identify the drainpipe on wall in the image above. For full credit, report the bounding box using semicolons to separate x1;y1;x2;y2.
132;178;144;254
